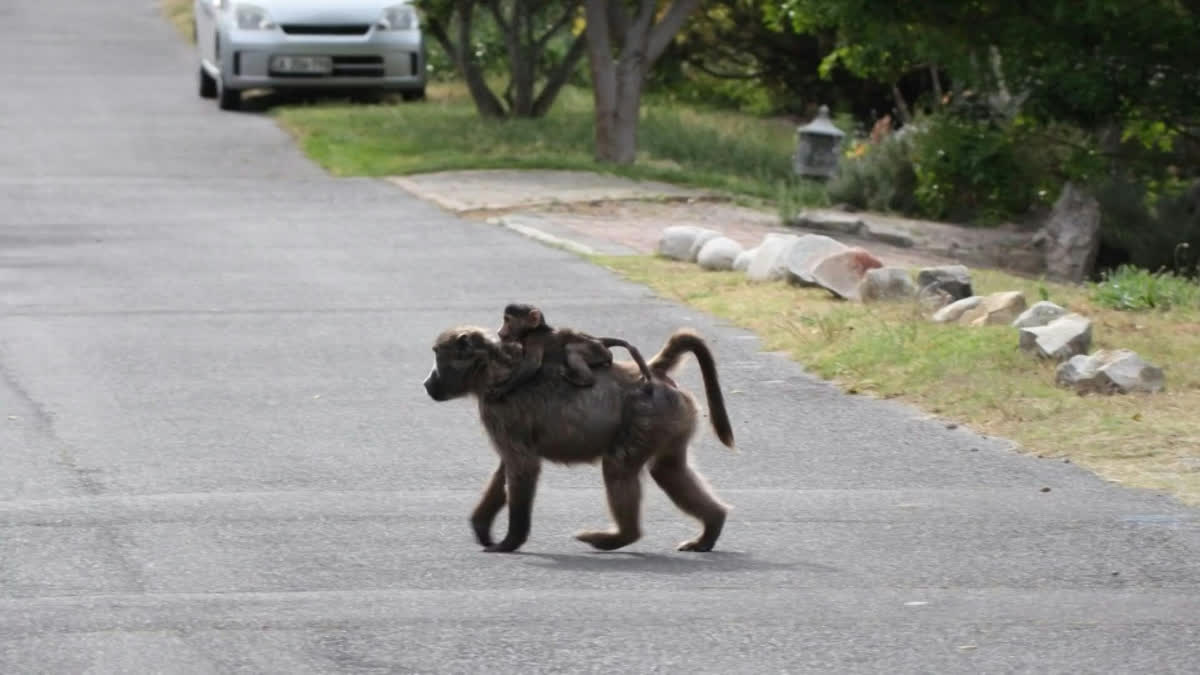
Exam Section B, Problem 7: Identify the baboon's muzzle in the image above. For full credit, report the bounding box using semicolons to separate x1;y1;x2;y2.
423;368;447;401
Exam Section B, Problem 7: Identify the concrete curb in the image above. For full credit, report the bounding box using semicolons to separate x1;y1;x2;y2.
486;216;598;257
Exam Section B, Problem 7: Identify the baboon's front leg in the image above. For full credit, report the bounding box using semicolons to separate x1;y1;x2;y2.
484;459;541;553
575;457;643;551
470;462;507;547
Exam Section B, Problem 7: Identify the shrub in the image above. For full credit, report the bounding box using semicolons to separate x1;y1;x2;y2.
909;115;1052;225
1091;264;1200;311
826;128;919;214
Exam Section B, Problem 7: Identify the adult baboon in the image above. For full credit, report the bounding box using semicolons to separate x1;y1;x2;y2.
423;325;735;553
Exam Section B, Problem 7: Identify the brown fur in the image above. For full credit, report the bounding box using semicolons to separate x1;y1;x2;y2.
423;325;736;553
488;303;655;401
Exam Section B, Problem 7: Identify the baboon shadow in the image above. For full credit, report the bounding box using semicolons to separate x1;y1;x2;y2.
517;550;839;576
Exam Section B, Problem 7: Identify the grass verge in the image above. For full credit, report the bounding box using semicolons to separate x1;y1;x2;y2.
274;83;827;204
593;255;1200;506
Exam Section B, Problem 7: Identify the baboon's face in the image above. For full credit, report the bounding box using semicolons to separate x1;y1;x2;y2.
424;327;491;401
498;304;542;342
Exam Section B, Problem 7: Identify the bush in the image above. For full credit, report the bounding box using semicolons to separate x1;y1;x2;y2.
826;130;919;214
1091;264;1200;311
909;115;1052;225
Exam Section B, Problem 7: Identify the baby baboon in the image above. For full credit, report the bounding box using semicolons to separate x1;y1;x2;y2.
424;325;735;554
487;302;654;401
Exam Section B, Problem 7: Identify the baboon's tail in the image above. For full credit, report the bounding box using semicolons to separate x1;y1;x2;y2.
649;329;735;448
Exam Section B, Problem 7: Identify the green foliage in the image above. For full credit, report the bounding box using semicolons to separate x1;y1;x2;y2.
910;115;1052;224
824;113;1058;224
826;131;918;214
1091;265;1200;311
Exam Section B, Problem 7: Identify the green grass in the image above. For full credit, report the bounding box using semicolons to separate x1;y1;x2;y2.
1091;264;1200;311
274;82;827;204
594;255;1200;506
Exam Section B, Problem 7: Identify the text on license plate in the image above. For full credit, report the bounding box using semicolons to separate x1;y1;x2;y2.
270;55;333;74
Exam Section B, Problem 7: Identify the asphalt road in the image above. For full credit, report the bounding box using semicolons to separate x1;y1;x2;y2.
3;2;1199;673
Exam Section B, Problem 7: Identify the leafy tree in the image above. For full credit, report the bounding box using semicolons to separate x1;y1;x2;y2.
418;0;588;117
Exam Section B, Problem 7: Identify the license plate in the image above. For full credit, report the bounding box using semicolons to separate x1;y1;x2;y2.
270;55;333;74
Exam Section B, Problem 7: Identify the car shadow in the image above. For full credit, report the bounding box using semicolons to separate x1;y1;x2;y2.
225;88;410;114
512;550;840;576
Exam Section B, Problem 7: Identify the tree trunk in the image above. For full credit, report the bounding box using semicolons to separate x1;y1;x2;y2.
584;0;701;164
456;0;506;118
891;83;911;125
608;58;644;163
584;0;619;161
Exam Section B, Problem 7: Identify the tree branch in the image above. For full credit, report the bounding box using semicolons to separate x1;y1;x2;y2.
485;0;510;32
617;0;657;65
607;1;630;50
455;0;507;117
424;18;459;72
536;0;582;48
646;0;701;67
533;32;588;116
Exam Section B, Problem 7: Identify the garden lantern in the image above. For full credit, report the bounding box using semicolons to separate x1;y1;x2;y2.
792;105;845;180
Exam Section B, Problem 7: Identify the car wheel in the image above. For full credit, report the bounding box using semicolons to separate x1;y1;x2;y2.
401;87;426;102
198;66;217;99
216;76;241;111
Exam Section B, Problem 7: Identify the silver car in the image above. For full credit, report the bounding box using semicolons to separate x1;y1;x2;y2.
194;0;427;110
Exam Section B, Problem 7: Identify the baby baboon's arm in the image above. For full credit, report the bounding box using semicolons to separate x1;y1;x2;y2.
487;338;545;400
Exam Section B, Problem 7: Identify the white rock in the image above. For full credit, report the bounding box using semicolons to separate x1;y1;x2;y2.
657;226;703;261
962;291;1027;326
808;247;884;301
732;247;756;272
687;228;724;262
697;237;744;271
1056;349;1165;394
1011;301;1068;329
745;234;801;282
932;296;983;323
1019;313;1092;361
858;267;917;302
783;234;850;286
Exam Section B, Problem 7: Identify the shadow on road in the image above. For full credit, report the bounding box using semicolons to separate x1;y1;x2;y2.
516;550;839;576
220;89;417;114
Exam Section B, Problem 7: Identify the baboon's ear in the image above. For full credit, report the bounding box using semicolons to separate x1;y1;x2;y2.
530;308;542;325
455;333;471;351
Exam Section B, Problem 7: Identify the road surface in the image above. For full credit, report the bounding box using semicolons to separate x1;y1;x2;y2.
2;1;1198;672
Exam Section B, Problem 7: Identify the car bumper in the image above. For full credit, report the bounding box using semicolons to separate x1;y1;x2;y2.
219;28;426;90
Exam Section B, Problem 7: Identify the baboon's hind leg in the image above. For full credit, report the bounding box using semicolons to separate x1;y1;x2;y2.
575;457;643;551
562;345;599;387
649;447;728;552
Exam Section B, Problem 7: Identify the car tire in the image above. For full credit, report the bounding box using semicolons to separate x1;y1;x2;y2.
199;66;217;99
216;76;241;111
401;87;426;102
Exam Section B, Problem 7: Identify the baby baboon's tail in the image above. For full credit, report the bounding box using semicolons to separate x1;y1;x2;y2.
649;329;735;448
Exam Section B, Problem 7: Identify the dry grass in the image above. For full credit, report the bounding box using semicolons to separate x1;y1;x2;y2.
595;255;1200;505
161;0;194;43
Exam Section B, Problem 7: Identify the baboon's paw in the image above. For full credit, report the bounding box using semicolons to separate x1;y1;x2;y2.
575;529;637;551
677;538;715;552
482;541;521;553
